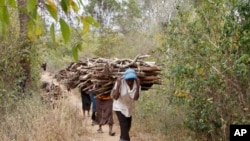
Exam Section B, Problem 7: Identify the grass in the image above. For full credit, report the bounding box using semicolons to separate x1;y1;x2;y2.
0;93;88;141
0;87;196;141
0;75;198;141
0;76;196;141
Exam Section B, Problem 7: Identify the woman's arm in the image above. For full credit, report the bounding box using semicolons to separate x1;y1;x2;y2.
112;77;121;100
133;78;140;101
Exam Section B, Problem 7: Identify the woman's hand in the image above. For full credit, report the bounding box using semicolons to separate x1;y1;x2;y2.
134;78;140;100
117;77;122;87
112;77;122;100
135;78;140;86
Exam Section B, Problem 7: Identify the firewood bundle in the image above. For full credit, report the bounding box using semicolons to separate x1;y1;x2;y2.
55;55;162;96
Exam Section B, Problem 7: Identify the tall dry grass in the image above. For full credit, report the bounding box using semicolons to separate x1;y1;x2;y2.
0;93;89;141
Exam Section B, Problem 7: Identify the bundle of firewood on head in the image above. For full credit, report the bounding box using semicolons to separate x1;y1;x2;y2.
55;55;162;96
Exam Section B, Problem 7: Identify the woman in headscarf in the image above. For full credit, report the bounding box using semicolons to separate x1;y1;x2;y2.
96;93;116;136
111;68;141;141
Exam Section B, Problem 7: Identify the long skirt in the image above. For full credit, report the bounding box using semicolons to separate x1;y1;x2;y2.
96;98;114;125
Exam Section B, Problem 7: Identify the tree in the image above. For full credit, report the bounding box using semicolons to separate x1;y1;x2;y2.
17;0;31;91
0;0;99;94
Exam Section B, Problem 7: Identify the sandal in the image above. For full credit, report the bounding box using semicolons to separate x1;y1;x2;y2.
109;132;116;136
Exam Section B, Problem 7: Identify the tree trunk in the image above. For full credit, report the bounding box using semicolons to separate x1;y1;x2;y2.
17;0;31;92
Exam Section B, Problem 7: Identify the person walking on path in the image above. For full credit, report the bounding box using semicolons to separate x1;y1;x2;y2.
80;88;91;118
89;91;97;125
96;94;116;136
111;68;141;141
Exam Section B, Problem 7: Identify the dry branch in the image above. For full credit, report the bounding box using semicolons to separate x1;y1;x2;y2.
55;55;162;95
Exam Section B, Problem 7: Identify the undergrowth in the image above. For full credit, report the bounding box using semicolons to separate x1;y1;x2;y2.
0;93;87;141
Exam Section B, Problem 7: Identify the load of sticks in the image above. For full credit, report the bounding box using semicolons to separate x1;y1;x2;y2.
54;55;162;96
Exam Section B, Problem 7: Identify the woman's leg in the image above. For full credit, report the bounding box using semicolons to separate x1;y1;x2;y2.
96;99;101;124
82;109;85;118
128;115;132;133
109;124;115;136
91;111;96;121
116;111;131;141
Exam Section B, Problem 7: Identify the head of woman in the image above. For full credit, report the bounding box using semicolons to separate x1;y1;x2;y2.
123;68;137;89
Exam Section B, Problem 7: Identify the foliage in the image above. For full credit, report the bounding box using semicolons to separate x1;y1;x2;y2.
0;0;192;140
158;0;250;140
0;30;40;106
0;0;100;105
0;0;99;53
134;87;192;141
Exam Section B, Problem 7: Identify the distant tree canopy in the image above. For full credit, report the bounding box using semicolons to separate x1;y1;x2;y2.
85;0;141;33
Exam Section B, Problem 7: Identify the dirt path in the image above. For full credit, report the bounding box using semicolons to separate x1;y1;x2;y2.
41;71;120;141
68;93;120;141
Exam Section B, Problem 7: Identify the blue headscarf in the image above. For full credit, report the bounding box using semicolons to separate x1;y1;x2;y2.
123;68;137;80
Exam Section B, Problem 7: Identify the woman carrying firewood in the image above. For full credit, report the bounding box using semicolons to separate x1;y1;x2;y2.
111;68;141;141
96;93;116;136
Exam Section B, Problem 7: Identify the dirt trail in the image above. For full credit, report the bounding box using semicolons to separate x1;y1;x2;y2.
41;71;120;141
68;93;120;141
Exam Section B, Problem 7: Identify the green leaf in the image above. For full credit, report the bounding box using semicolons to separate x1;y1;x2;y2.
31;7;38;19
60;18;70;43
70;0;79;12
0;0;5;6
27;0;37;13
35;24;42;36
46;0;58;21
28;20;35;41
72;44;82;61
76;43;82;51
72;45;79;61
82;16;99;34
83;21;89;34
8;0;16;7
50;23;56;43
36;27;42;36
84;16;100;27
46;4;58;21
60;0;69;13
2;6;10;25
30;9;43;36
